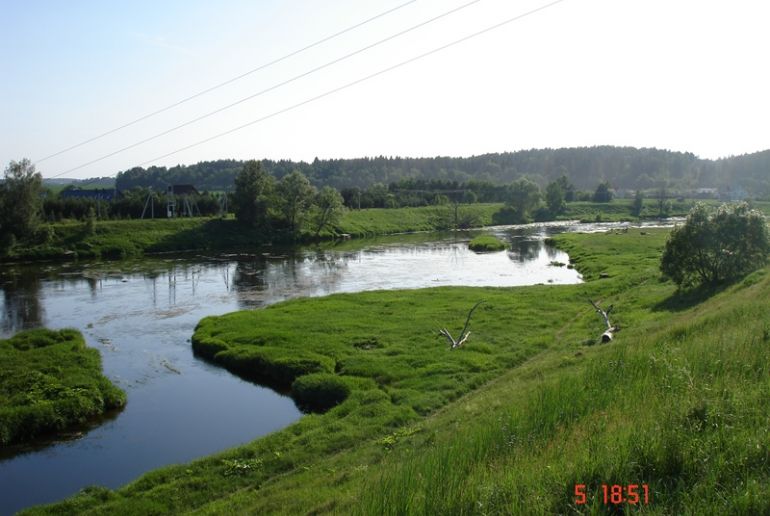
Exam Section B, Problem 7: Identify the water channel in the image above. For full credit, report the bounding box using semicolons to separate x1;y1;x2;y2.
0;221;668;514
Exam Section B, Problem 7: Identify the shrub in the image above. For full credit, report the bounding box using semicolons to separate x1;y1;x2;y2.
661;202;769;287
291;373;351;412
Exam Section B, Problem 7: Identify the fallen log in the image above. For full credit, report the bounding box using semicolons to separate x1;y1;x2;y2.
589;299;617;343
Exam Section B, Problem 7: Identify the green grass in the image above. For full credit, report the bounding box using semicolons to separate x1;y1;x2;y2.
336;203;501;236
468;234;507;252
0;328;126;446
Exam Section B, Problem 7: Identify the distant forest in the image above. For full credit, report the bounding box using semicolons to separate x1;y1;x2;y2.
112;146;770;198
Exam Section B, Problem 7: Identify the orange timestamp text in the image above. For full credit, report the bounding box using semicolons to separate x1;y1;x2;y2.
574;483;650;505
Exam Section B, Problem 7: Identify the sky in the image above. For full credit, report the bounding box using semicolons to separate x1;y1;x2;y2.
1;0;769;180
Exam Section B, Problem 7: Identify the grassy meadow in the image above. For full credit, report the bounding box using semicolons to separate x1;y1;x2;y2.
0;328;126;446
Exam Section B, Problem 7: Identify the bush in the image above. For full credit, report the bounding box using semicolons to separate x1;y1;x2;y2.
661;202;769;287
291;373;351;412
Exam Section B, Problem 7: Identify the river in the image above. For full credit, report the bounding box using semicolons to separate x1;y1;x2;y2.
0;221;667;514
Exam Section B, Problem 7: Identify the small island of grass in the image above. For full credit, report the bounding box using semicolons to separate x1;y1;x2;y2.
468;234;507;252
0;328;126;446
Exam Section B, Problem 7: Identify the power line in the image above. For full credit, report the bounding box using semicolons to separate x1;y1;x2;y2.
48;0;485;178
135;0;567;169
33;0;417;165
52;0;567;179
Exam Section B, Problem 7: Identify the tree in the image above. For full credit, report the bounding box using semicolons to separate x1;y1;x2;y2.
631;190;644;217
555;174;575;202
311;186;345;236
278;170;316;236
592;181;613;203
0;159;43;250
232;160;275;230
660;202;769;287
545;180;566;215
506;178;541;220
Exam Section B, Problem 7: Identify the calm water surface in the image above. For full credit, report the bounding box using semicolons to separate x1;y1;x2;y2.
0;221;664;514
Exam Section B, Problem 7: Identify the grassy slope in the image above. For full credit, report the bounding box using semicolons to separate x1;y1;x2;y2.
358;256;770;514
0;328;126;445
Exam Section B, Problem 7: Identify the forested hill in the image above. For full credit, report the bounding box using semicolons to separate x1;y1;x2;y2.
114;146;770;195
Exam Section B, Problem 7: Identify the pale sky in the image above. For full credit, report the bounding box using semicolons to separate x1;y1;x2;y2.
1;0;769;179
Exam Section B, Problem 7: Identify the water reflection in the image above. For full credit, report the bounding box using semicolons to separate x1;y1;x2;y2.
507;236;542;262
1;270;45;333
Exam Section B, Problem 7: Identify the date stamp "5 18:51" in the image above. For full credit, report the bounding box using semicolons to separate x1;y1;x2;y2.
574;484;650;506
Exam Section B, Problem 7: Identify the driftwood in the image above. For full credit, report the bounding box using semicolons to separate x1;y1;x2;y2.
440;301;485;349
589;299;617;342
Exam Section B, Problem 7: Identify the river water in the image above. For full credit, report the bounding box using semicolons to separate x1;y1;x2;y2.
0;221;662;514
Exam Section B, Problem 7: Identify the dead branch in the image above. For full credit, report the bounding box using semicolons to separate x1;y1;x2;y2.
589;299;617;342
440;300;485;349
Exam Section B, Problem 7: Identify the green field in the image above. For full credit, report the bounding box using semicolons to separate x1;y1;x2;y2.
0;328;126;446
23;225;770;514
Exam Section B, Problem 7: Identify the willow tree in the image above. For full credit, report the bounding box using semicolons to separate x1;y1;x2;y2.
661;202;769;287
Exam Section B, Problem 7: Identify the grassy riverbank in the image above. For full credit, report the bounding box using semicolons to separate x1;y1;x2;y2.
1;199;700;262
0;328;126;446
1;204;500;262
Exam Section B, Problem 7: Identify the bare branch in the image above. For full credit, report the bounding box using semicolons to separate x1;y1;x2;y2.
439;300;485;349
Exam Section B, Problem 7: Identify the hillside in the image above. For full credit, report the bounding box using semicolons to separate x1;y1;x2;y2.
110;146;770;196
25;227;770;514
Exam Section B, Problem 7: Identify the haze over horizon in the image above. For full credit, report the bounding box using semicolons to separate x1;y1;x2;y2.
2;0;768;179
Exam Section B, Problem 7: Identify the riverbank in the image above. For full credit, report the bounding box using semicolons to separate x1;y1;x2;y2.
0;328;126;446
2;199;703;263
1;204;498;262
